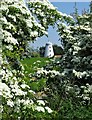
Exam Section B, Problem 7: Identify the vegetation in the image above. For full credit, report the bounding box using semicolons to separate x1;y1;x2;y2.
0;0;92;119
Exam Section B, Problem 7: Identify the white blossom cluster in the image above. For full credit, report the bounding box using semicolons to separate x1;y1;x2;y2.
65;83;92;104
35;67;61;78
2;30;18;45
35;105;52;113
1;0;58;117
0;82;12;98
1;0;48;54
0;67;53;117
27;0;74;33
35;99;52;113
79;84;92;103
27;0;56;10
58;12;92;81
73;69;88;79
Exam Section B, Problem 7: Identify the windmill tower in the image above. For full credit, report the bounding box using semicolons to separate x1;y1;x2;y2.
44;41;54;58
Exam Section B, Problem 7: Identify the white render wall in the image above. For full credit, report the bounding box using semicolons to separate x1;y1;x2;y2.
44;42;54;58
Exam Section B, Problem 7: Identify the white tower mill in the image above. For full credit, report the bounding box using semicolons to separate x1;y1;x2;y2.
44;41;54;58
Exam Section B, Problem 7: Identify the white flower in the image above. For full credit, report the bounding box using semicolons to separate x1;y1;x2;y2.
26;19;33;28
30;31;38;37
83;96;90;101
73;51;77;55
6;45;13;51
43;30;48;36
8;15;16;22
90;60;92;64
68;15;73;19
73;45;81;51
81;86;86;89
0;70;6;77
69;48;72;53
37;100;45;106
45;60;49;63
15;89;27;96
20;84;30;89
11;83;27;96
86;85;92;93
24;99;30;105
40;12;45;17
56;61;60;64
0;83;10;95
3;30;18;45
30;100;34;105
61;23;67;27
20;99;25;104
33;62;36;64
29;90;35;94
45;106;53;113
7;100;14;107
0;105;3;113
0;17;8;24
35;106;45;112
84;90;88;93
36;60;41;63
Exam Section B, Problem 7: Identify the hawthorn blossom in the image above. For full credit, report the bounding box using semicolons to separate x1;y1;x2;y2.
35;106;45;112
45;106;53;113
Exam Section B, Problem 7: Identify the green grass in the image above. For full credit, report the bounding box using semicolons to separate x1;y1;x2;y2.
21;57;51;91
21;57;50;73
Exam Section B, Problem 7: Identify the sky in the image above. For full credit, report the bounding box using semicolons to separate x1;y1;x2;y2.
30;1;90;49
49;0;91;2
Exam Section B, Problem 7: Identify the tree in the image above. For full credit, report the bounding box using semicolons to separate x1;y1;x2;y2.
44;4;92;119
39;46;45;57
57;3;92;85
90;1;92;13
53;44;63;55
0;0;74;119
1;0;47;64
